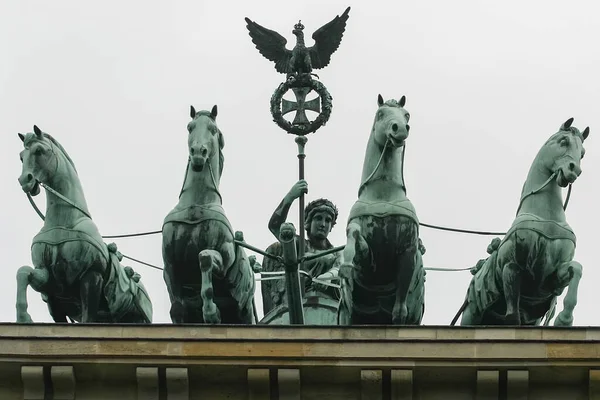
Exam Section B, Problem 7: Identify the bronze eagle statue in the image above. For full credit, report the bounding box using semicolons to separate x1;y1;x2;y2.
244;7;351;76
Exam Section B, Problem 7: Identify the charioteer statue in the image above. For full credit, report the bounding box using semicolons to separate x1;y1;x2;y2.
261;180;341;316
246;7;351;324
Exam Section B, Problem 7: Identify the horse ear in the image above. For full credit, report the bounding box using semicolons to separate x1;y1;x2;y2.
582;126;590;141
18;133;25;142
33;125;42;137
561;117;574;131
190;105;196;119
211;105;218;120
377;94;384;106
399;96;406;107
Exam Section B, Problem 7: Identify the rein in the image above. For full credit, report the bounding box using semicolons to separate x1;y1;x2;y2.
358;139;407;196
515;171;572;215
29;156;225;223
27;182;92;221
360;140;574;235
24;139;93;222
178;158;223;204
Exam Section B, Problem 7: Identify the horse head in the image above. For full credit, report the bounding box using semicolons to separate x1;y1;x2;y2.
17;125;57;196
187;104;224;173
542;118;589;188
372;94;411;148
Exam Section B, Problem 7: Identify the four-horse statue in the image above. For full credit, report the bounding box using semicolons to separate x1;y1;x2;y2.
12;108;592;327
454;118;589;326
161;105;256;324
336;94;426;325
16;126;153;323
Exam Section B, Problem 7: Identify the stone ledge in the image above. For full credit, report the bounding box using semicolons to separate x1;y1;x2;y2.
1;324;599;367
1;323;599;341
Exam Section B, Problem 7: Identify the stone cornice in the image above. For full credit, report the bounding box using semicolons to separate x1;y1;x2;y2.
1;324;600;367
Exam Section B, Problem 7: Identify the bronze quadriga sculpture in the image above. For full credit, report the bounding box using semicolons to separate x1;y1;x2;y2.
13;6;591;329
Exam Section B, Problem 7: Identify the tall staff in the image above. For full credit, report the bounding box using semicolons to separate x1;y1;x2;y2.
293;136;308;323
244;7;351;324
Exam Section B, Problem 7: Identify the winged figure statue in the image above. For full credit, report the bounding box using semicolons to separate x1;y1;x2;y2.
244;7;351;76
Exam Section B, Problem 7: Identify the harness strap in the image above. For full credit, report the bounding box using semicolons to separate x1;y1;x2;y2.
178;158;223;204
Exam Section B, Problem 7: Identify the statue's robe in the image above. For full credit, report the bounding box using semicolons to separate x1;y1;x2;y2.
261;236;341;316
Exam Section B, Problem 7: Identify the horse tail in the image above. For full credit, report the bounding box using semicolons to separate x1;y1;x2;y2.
252;297;260;324
450;296;469;326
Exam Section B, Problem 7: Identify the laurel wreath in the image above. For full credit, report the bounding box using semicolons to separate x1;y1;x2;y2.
270;78;333;136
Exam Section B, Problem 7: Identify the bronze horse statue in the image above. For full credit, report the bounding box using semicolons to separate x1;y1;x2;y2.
16;126;153;323
162;105;256;324
455;118;588;326
336;94;425;325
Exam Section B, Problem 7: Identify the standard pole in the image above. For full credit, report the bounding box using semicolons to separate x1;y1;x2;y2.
295;136;308;294
279;223;304;324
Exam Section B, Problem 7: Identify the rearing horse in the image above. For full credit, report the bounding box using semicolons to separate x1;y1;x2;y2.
456;118;589;326
162;105;256;324
336;94;425;325
15;126;153;323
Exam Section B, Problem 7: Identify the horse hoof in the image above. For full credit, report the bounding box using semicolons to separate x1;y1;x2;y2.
554;312;573;327
17;312;33;324
505;311;521;326
392;303;408;325
199;254;213;272
170;301;186;323
203;306;221;324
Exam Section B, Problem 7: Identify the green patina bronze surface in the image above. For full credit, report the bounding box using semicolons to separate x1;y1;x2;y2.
260;181;341;323
13;9;593;330
260;290;340;325
457;118;589;326
245;7;350;78
16;126;153;324
246;8;348;136
334;94;426;325
161;106;256;324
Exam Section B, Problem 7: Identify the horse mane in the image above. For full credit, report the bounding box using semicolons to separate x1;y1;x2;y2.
545;126;584;145
371;99;405;128
193;110;225;176
382;99;403;108
520;125;585;200
24;131;78;174
44;133;78;173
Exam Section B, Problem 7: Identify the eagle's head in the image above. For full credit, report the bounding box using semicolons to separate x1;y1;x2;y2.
292;20;305;36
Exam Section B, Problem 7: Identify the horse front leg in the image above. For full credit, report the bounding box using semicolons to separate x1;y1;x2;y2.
554;261;583;327
392;244;418;325
80;270;104;323
502;262;522;325
16;265;49;323
199;249;225;324
339;222;371;277
338;222;370;323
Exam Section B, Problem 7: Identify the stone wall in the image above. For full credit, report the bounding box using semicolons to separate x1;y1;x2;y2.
1;324;600;399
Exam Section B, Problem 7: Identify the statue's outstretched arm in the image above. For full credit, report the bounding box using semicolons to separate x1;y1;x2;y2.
268;180;308;239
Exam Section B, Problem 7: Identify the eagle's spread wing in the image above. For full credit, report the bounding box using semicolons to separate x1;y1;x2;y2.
309;7;351;70
245;17;293;74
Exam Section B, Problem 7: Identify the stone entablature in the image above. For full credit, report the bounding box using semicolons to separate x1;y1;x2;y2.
2;324;600;399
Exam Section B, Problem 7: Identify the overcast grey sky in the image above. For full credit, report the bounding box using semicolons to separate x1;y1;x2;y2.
1;0;598;325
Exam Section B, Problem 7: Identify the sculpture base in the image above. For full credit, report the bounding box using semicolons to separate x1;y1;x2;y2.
2;323;599;399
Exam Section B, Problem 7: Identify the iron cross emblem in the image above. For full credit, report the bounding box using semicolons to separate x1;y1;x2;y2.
281;86;321;126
